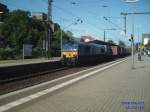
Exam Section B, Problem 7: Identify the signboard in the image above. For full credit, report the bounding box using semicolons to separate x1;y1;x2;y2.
51;23;54;32
23;44;33;56
143;38;150;45
142;34;150;45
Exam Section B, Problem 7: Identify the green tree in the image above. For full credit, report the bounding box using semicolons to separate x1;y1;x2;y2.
0;9;75;59
0;10;46;58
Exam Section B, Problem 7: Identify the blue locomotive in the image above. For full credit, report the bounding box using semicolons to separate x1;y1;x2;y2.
61;40;119;66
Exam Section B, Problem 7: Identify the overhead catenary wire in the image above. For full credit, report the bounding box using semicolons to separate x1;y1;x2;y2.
69;0;109;29
45;0;111;31
53;4;81;19
53;4;104;36
53;0;104;26
43;0;116;38
103;16;124;31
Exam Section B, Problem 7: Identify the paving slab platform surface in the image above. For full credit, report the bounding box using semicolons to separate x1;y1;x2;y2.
3;56;150;112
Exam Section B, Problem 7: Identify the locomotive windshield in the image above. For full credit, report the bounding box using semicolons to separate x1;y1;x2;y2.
63;41;78;51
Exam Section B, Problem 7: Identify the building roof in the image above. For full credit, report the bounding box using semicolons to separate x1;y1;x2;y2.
0;3;9;13
31;12;47;21
89;40;117;46
80;36;95;42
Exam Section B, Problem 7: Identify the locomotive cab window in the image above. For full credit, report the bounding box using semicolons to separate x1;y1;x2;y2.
63;42;78;51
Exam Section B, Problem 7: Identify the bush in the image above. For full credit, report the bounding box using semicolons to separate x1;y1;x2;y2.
0;47;14;60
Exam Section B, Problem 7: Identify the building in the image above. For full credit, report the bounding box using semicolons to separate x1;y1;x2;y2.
31;12;47;21
142;34;150;50
142;34;150;45
0;3;9;22
0;3;9;46
80;36;95;42
0;3;9;13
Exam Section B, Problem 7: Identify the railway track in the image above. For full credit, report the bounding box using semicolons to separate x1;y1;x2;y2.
0;64;100;94
0;67;68;84
0;57;126;95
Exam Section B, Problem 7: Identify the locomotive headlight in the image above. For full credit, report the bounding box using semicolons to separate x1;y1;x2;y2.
73;52;78;57
73;54;76;57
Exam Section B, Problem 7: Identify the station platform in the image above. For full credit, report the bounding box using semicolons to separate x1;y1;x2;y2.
0;57;60;67
0;55;150;112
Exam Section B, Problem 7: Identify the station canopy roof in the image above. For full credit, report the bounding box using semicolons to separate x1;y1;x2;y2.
88;40;118;46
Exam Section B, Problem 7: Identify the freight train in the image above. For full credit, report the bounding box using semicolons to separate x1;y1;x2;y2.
61;40;130;66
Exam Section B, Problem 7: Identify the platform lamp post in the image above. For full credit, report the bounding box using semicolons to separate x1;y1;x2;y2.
47;0;53;59
124;0;140;69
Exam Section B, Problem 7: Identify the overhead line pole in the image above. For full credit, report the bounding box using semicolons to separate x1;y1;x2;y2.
104;30;106;42
120;12;150;34
48;0;52;21
121;12;150;15
47;0;53;59
124;15;127;36
120;11;150;69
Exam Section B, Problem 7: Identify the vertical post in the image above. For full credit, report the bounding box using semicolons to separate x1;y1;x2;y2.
132;39;134;68
47;0;52;59
138;27;140;52
131;34;134;69
47;28;51;59
0;12;2;22
124;15;127;36
104;30;106;42
45;28;48;57
23;44;24;61
124;15;127;46
60;29;63;57
132;12;135;69
48;0;52;21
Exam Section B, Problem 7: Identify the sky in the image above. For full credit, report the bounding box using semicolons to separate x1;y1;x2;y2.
1;0;150;45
